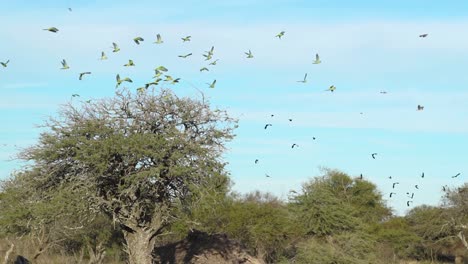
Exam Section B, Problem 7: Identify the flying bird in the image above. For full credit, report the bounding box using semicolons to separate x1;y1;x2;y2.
415;185;419;189
264;124;272;129
170;78;181;85
178;53;192;58
200;67;209;72
421;172;425;178
409;193;414;199
389;192;396;198
419;34;428;38
133;37;144;45
154;66;168;72
313;53;321;64
100;51;108;60
291;144;299;149
255;159;259;164
164;75;174;82
265;174;271;178
371;153;377;159
112;42;120;52
380;91;387;94
207;79;216;89
325;85;336;92
388;176;392;179
289;119;292;122
72;94;80;97
60;59;69;69
116;74;133;87
181;36;191;42
79;72;91;80
417;105;424;111
407;201;413;207
209;59;219;65
452;173;461;178
297;73;307;83
1;60;10;67
392;182;400;188
245;50;254;58
124;60;135;67
43;27;59;33
276;31;285;39
154;34;164;44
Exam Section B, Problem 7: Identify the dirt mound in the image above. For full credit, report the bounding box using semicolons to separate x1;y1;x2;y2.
153;230;265;264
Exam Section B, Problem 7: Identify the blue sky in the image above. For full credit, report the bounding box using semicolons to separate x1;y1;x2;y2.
1;0;467;215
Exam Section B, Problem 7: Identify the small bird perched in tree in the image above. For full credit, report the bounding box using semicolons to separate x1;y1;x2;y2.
154;34;164;44
245;50;254;58
100;51;108;60
43;27;59;33
1;60;10;67
178;53;192;58
112;42;120;52
181;36;191;42
297;73;307;83
133;36;144;45
207;79;216;88
124;60;135;67
417;105;424;111
325;85;336;92
116;74;133;88
419;34;428;38
313;53;321;64
276;31;285;39
60;59;69;69
79;72;91;80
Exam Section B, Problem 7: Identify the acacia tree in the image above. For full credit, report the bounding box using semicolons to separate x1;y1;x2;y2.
17;88;237;264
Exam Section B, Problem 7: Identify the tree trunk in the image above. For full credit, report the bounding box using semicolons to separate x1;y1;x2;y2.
123;228;157;264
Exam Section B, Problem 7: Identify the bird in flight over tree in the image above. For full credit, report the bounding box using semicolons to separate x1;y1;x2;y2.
392;182;400;188
43;27;59;33
297;73;307;83
124;60;135;67
79;72;91;80
112;42;120;52
60;59;69;69
181;36;191;42
313;53;321;64
178;53;192;58
407;201;413;207
1;60;10;67
207;79;216;89
133;36;144;45
389;192;396;198
116;74;133;88
276;31;285;39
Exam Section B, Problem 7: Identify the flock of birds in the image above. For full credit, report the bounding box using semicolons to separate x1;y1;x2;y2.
0;9;463;210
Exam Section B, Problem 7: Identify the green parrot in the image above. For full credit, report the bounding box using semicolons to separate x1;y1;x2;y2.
124;60;135;67
164;75;174;82
181;36;191;42
154;34;164;44
79;72;91;80
276;31;285;39
137;87;146;93
313;53;321;64
206;46;215;56
100;51;108;60
154;66;168;72
60;59;70;69
43;27;59;33
297;73;307;83
245;50;254;58
207;79;216;89
200;67;209;72
171;78;181;84
145;79;162;88
133;36;144;45
178;53;192;58
72;94;80;97
0;60;10;67
209;59;219;65
203;54;213;61
325;85;336;92
112;42;120;52
116;74;133;88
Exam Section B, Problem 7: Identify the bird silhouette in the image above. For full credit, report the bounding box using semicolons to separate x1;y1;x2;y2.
390;192;396;198
388;176;392;179
60;59;69;69
264;124;272;129
79;72;91;80
325;85;336;92
124;60;135;67
1;60;10;67
276;31;285;39
421;172;425;178
181;36;191;42
207;79;216;89
371;153;377;159
255;159;259;164
419;34;428;38
116;74;133;88
452;173;461;178
112;42;120;52
407;201;413;207
245;50;254;58
392;182;400;188
313;53;321;64
288;119;292;122
178;53;192;58
100;51;108;60
133;37;144;45
265;174;271;178
297;73;307;83
415;185;419;189
154;34;164;44
209;59;219;65
43;27;59;33
291;144;299;148
200;67;209;72
417;105;424;111
72;94;80;97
